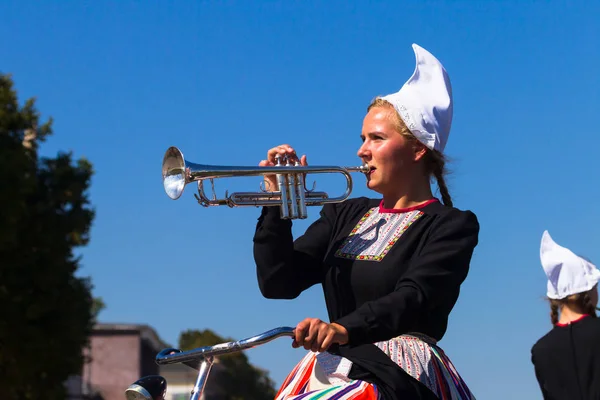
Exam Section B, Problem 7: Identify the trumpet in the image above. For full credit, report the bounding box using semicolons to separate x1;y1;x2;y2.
162;146;369;219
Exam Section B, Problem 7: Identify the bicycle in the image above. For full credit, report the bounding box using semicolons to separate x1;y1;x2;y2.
125;326;295;400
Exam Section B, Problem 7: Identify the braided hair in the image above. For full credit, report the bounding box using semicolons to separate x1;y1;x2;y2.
548;289;598;325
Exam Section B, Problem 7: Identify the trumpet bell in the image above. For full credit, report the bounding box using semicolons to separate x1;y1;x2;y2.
162;146;187;200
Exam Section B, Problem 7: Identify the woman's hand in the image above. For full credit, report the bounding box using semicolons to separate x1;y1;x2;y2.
292;318;349;353
258;144;307;192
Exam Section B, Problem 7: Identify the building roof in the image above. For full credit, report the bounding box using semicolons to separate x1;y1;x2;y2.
93;323;166;352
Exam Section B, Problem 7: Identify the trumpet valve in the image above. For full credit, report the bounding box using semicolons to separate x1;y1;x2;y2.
294;160;308;219
285;158;299;219
275;155;290;219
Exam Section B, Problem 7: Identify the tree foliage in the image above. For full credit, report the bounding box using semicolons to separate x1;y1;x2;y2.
179;329;277;400
0;73;97;399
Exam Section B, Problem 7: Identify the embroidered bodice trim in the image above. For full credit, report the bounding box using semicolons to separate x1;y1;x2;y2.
335;206;424;261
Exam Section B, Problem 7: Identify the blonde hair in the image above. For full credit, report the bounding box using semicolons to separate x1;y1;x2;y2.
367;98;452;207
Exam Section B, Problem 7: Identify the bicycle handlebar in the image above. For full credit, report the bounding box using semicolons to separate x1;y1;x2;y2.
155;326;295;366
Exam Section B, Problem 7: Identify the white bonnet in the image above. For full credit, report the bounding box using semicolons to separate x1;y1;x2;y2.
381;43;453;153
540;230;600;300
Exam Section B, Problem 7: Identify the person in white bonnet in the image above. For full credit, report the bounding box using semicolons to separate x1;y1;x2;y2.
531;230;600;400
253;43;479;400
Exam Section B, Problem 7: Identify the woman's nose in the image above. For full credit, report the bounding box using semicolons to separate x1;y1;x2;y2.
357;142;369;158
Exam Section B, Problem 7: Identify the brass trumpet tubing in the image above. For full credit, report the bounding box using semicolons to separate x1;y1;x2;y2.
164;146;368;181
194;188;332;208
164;148;367;183
196;181;230;207
196;175;352;208
183;161;365;181
229;190;329;205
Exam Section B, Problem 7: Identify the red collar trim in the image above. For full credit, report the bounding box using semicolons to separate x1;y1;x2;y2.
378;198;439;214
556;314;590;327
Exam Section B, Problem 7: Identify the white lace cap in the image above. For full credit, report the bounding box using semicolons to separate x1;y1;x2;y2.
381;43;453;153
540;230;600;299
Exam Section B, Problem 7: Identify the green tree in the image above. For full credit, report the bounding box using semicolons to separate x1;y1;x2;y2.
0;73;97;399
91;296;106;322
179;329;277;400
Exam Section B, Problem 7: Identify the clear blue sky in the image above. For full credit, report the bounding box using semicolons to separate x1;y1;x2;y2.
2;1;599;399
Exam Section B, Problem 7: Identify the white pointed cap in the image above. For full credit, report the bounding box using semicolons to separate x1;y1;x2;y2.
381;43;453;153
540;230;600;299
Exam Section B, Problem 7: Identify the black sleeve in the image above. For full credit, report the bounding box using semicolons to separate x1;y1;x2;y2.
531;350;550;399
334;209;480;345
253;204;337;299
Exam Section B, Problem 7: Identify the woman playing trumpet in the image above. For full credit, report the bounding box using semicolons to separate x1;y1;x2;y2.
253;44;479;400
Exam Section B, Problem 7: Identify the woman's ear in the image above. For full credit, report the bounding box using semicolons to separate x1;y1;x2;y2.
413;143;428;162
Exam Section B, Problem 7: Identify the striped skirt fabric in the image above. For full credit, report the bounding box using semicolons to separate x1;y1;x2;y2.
274;351;380;400
274;334;475;400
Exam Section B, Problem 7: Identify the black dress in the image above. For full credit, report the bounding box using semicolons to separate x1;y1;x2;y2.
531;315;600;400
253;197;480;399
